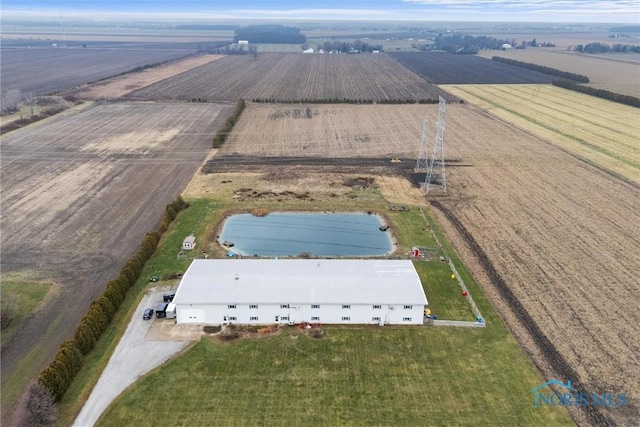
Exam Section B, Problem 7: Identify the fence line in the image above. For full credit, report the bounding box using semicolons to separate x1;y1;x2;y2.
419;207;485;327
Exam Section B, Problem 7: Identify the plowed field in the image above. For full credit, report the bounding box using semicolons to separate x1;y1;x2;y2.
0;47;192;95
431;104;639;427
389;52;556;84
0;102;232;421
127;53;453;102
66;54;225;100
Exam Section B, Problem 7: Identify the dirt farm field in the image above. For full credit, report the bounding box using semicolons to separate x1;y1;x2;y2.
0;47;193;96
203;103;639;426
66;54;225;100
441;84;640;185
389;52;557;84
476;49;640;97
127;53;454;102
0;102;232;421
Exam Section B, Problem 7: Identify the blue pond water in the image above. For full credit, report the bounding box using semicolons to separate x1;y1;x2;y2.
219;212;393;257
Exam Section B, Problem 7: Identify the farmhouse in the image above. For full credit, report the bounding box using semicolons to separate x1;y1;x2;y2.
173;259;427;325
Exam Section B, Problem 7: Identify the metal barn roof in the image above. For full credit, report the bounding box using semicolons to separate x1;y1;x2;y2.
173;259;427;305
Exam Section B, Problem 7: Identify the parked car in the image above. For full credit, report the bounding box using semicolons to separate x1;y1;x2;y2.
143;308;154;320
163;291;176;302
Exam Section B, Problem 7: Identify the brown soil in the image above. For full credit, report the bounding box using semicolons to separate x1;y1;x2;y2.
66;55;224;100
0;101;233;421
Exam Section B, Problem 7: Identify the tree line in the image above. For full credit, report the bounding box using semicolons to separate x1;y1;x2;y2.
25;196;190;425
251;98;444;104
491;56;590;83
212;99;246;148
573;42;640;54
315;40;384;53
233;25;306;44
552;79;640;108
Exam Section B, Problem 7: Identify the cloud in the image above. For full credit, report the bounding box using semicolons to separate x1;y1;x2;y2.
2;0;638;22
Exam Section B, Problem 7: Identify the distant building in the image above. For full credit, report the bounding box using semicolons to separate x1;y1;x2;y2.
173;259;428;325
182;236;196;250
302;47;314;53
501;43;513;50
238;40;249;45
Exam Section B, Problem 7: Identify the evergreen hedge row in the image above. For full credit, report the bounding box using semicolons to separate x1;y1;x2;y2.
552;79;640;108
212;99;246;148
249;97;445;104
38;196;189;401
491;56;590;83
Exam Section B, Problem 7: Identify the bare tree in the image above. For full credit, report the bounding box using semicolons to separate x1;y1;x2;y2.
1;88;23;115
23;91;36;115
13;382;59;427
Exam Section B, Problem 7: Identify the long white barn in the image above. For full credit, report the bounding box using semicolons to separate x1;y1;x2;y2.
173;259;427;325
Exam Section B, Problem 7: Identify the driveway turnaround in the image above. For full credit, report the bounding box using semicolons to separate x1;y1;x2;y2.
73;287;201;427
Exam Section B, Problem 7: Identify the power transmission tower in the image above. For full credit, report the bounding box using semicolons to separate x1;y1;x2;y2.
415;117;429;172
425;96;447;195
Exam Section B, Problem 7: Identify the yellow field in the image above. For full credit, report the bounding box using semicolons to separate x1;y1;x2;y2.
441;84;640;185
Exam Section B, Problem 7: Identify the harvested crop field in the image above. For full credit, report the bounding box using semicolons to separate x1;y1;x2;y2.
206;102;639;425
389;52;556;84
127;53;454;102
430;104;639;426
66;54;225;100
441;84;640;185
0;46;193;95
477;49;640;97
0;101;232;420
209;103;440;160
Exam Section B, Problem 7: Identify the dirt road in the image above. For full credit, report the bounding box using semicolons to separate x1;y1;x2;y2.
73;287;199;427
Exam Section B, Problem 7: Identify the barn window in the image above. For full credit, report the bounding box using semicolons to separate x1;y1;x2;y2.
342;305;351;309
372;317;381;321
311;316;320;321
250;316;259;321
373;305;382;309
228;316;237;321
403;317;412;321
249;304;258;309
341;316;351;321
228;304;236;309
281;304;289;309
404;305;413;310
311;304;320;309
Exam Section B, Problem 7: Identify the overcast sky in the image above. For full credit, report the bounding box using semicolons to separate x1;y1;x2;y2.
2;0;640;23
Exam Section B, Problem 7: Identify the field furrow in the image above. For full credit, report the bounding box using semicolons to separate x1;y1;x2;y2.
128;53;453;102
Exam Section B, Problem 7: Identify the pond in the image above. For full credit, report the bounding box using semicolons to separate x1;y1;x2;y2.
218;212;394;257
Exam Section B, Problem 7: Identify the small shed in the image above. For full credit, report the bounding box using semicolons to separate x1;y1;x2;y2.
182;235;196;250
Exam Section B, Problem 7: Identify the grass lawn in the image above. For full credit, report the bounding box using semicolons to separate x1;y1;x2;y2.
0;279;55;416
0;280;53;347
98;326;570;426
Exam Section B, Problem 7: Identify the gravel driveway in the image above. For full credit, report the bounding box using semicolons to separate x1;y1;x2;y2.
73;286;202;427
